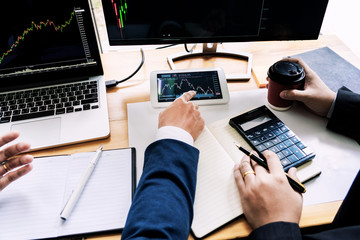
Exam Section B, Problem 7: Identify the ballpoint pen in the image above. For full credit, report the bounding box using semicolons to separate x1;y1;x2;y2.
60;144;104;220
234;143;306;194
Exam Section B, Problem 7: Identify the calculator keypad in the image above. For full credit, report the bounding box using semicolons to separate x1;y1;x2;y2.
246;121;314;169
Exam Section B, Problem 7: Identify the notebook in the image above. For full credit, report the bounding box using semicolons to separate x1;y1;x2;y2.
0;0;109;150
127;92;323;239
292;46;360;94
0;148;136;240
191;117;321;238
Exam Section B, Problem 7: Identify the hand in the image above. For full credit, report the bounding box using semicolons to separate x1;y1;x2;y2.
234;150;303;229
0;132;33;192
276;58;336;117
158;90;205;141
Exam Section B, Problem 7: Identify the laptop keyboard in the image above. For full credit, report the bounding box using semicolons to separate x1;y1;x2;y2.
0;81;99;124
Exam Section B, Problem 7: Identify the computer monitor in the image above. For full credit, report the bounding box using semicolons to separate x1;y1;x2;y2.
100;0;329;79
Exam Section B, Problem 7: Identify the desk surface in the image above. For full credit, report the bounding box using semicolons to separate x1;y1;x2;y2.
31;35;360;239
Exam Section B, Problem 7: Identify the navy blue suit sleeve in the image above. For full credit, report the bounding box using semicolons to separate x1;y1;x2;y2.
246;221;360;240
122;139;199;240
327;87;360;143
248;222;302;240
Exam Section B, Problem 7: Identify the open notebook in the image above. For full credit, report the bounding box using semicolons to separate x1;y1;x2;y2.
0;148;136;240
191;117;321;238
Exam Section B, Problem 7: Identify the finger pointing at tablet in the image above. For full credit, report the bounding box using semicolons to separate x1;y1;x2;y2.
158;90;205;141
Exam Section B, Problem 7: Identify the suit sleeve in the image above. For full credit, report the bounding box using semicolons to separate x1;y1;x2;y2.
121;139;199;240
248;222;302;240
327;87;360;143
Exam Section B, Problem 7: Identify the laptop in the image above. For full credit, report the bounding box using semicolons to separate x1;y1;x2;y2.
0;0;109;150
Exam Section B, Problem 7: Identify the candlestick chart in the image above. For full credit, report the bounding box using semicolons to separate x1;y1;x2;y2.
109;0;128;38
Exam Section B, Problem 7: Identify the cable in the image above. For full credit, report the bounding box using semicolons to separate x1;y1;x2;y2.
105;48;145;88
155;44;178;50
184;43;197;53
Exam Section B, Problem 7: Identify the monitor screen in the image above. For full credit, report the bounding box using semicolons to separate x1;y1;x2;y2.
0;0;103;90
101;0;329;45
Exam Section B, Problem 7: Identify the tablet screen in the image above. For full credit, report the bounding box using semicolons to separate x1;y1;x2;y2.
157;70;223;102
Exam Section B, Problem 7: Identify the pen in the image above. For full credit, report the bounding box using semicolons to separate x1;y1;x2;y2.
60;144;103;220
234;143;306;194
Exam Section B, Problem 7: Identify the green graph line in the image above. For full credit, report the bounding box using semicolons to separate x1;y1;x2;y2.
0;9;76;65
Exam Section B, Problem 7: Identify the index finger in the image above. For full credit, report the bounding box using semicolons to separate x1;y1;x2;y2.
179;90;197;102
262;150;284;176
0;132;20;147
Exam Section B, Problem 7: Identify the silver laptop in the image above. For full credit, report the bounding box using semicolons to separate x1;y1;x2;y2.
0;0;109;150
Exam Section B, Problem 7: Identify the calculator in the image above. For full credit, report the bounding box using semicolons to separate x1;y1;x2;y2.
229;105;315;171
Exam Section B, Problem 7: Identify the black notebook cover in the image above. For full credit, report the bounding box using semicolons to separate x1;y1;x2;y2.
293;47;360;94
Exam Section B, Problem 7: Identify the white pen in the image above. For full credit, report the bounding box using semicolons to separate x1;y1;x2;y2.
60;144;103;220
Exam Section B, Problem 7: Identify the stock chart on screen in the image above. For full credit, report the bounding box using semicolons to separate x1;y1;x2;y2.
0;1;97;78
157;70;223;102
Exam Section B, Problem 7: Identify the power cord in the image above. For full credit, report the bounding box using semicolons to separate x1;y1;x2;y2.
105;48;145;88
155;44;178;49
184;43;197;53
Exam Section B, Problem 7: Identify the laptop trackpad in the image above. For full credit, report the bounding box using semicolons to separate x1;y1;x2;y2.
11;118;61;148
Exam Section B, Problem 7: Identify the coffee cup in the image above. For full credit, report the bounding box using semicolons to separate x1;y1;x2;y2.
267;60;305;111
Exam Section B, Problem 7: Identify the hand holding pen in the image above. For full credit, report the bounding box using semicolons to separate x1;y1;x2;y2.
233;145;303;229
235;144;306;194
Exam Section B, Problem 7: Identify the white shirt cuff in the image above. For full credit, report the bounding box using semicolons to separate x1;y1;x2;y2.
156;126;194;146
327;94;337;119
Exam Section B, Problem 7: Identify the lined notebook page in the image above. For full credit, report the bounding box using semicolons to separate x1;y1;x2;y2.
0;148;133;240
59;149;133;236
207;117;252;163
0;156;69;240
192;127;243;238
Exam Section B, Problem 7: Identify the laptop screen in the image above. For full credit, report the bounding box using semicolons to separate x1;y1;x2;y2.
0;0;103;91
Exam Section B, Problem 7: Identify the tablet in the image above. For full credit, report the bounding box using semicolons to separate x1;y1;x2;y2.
150;67;230;108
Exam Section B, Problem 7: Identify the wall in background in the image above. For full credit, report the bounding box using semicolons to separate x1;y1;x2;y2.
321;0;360;58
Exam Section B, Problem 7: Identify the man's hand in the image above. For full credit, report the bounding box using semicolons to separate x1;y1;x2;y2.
0;132;33;192
158;91;205;141
277;58;336;117
234;150;303;229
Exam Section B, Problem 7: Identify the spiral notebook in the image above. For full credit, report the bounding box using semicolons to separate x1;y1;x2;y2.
0;148;136;240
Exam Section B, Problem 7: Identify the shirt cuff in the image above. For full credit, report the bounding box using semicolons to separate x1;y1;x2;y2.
327;93;337;119
156;126;194;146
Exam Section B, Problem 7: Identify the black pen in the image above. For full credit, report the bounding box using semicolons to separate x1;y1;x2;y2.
234;143;306;194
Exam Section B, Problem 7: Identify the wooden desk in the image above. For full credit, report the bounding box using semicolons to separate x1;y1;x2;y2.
31;35;360;239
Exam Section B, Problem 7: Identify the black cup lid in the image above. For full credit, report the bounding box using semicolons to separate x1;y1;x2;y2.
267;61;305;85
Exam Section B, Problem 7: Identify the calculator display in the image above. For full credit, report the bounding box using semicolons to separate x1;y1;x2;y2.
240;114;272;131
229;105;315;171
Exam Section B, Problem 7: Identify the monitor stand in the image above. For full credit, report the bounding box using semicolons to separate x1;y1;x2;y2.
167;43;253;80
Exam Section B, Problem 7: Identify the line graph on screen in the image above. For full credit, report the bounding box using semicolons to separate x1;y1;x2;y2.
159;78;219;99
0;9;77;65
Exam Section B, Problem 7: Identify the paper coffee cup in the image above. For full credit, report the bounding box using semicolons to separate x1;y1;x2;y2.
267;61;305;111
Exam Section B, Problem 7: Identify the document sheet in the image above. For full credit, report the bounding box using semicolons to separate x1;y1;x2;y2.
0;148;134;240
